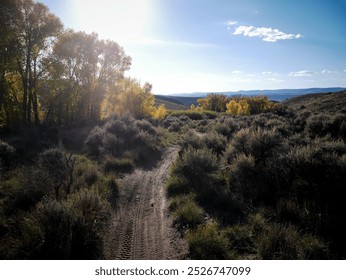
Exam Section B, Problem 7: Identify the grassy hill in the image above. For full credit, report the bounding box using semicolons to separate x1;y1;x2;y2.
282;90;346;114
155;95;199;110
154;95;190;110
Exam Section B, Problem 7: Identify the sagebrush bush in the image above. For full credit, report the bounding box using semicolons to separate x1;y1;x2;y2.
187;223;231;259
203;132;227;156
67;188;111;259
36;199;75;259
1;167;53;212
275;199;304;225
104;157;134;174
305;113;331;138
225;225;254;255
255;223;329;259
134;119;157;135
171;147;219;199
166;175;190;197
85;126;104;156
173;199;204;229
168;110;204;120
38;149;73;193
179;130;203;151
86;115;159;162
228;128;284;165
173;147;218;180
215;116;240;139
169;194;196;212
0;140;17;170
228;153;256;200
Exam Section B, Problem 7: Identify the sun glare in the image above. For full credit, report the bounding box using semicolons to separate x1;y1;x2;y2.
72;0;152;44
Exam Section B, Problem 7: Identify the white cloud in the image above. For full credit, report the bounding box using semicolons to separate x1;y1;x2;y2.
227;20;238;26
321;70;338;74
268;77;284;82
289;70;314;77
231;70;243;74
262;71;272;75
232;25;302;42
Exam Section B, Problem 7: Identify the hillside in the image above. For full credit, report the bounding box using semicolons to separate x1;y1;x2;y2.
157;87;346;104
282;90;346;114
154;95;189;110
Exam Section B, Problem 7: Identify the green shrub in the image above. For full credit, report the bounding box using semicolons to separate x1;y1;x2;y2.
169;194;196;211
226;225;254;255
215;116;240;139
228;128;284;165
179;130;203;151
203;132;227;156
36;199;75;259
168;110;218;120
105;176;119;208
171;147;219;199
276;199;304;225
0;140;17;170
228;153;257;200
83;166;99;186
187;223;231;259
67;188;111;259
169;110;204;120
85;115;160;161
256;223;329;259
104;157;134;174
166;175;190;197
173;147;218;181
174;199;204;228
134;119;157;135
85;126;104;156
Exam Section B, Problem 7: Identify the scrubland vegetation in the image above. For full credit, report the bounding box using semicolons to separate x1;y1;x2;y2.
1;0;346;260
166;95;346;259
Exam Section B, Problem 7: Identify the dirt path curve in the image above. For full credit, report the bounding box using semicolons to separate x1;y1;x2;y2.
103;147;188;260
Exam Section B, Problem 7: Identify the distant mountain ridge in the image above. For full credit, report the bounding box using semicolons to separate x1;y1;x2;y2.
155;87;346;105
164;87;346;98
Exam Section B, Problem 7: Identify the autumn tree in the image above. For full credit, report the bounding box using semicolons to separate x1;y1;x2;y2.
0;0;21;126
45;30;131;124
152;104;167;120
102;78;155;119
13;0;63;125
197;93;229;112
247;96;277;114
226;98;250;115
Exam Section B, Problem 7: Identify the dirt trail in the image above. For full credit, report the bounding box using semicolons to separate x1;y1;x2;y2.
103;147;188;260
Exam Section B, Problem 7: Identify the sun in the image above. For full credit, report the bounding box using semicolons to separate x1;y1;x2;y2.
72;0;152;44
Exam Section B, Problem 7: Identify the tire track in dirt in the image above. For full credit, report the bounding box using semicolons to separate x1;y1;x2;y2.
103;147;188;260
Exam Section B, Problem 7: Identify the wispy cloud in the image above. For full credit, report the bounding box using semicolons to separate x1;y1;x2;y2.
231;70;243;74
268;77;284;82
321;70;338;74
289;70;314;77
227;20;238;26
227;21;302;42
233;26;302;42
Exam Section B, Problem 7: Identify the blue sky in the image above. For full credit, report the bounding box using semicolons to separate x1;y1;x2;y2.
41;0;346;94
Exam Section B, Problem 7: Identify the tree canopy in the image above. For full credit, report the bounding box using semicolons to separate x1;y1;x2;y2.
0;0;160;128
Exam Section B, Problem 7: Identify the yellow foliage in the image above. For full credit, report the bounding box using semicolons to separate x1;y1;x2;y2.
101;78;155;119
226;100;241;115
152;104;167;120
226;96;276;115
238;99;250;115
197;93;228;112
